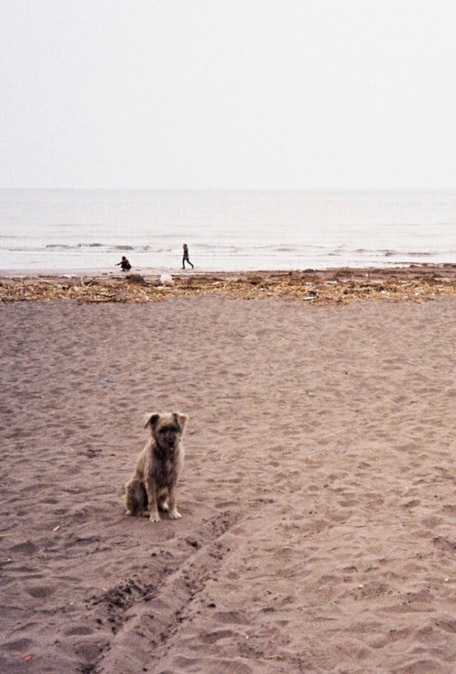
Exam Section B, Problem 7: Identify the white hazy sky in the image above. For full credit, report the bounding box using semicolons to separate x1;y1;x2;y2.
1;0;456;189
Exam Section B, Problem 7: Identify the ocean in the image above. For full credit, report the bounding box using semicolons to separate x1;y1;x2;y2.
1;189;456;274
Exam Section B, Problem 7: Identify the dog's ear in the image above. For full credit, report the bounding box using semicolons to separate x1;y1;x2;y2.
173;412;188;431
144;413;160;429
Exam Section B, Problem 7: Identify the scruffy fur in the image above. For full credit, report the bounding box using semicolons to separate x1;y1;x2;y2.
125;412;188;523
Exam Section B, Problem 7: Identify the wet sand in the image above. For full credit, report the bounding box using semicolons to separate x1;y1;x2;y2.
1;286;456;673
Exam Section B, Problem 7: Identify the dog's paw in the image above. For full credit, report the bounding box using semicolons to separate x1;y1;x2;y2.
169;509;182;520
149;512;161;523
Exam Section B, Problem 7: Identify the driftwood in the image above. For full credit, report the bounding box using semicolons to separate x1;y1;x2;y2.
2;265;456;305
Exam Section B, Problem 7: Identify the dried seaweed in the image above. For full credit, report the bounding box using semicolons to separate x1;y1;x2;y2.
2;265;456;305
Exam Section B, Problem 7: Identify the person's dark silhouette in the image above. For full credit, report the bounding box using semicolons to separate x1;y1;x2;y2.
116;256;131;271
182;244;194;269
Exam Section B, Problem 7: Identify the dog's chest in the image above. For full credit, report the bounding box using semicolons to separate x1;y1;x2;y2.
152;452;176;485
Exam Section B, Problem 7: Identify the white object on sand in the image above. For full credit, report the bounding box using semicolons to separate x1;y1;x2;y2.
159;273;175;287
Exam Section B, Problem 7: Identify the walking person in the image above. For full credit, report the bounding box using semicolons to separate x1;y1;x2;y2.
182;243;194;269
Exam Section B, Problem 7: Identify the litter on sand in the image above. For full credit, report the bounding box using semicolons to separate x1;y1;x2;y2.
2;265;456;305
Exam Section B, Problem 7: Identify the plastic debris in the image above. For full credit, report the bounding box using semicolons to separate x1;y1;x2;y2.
2;265;456;305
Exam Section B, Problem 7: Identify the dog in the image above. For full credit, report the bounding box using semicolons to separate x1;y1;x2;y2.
124;412;188;523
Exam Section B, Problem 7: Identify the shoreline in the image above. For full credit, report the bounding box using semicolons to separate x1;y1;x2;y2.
2;263;456;304
0;260;452;277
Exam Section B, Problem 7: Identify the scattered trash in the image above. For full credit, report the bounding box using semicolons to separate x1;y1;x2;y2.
125;274;146;285
159;273;175;287
2;266;456;305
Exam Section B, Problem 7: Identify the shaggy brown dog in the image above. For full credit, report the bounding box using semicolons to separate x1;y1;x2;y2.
125;412;188;522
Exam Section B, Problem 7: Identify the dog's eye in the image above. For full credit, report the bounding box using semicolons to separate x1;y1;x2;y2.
160;425;178;434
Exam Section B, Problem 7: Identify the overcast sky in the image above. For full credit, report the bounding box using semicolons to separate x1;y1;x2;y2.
1;0;456;189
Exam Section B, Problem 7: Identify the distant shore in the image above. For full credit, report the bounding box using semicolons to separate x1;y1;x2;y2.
2;263;456;304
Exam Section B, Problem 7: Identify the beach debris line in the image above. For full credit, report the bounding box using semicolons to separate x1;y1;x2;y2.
126;273;147;285
2;265;456;304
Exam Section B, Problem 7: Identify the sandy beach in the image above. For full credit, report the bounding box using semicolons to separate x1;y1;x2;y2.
2;272;456;673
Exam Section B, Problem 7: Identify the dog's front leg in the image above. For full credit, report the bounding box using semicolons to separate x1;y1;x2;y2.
145;476;161;522
167;480;181;520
